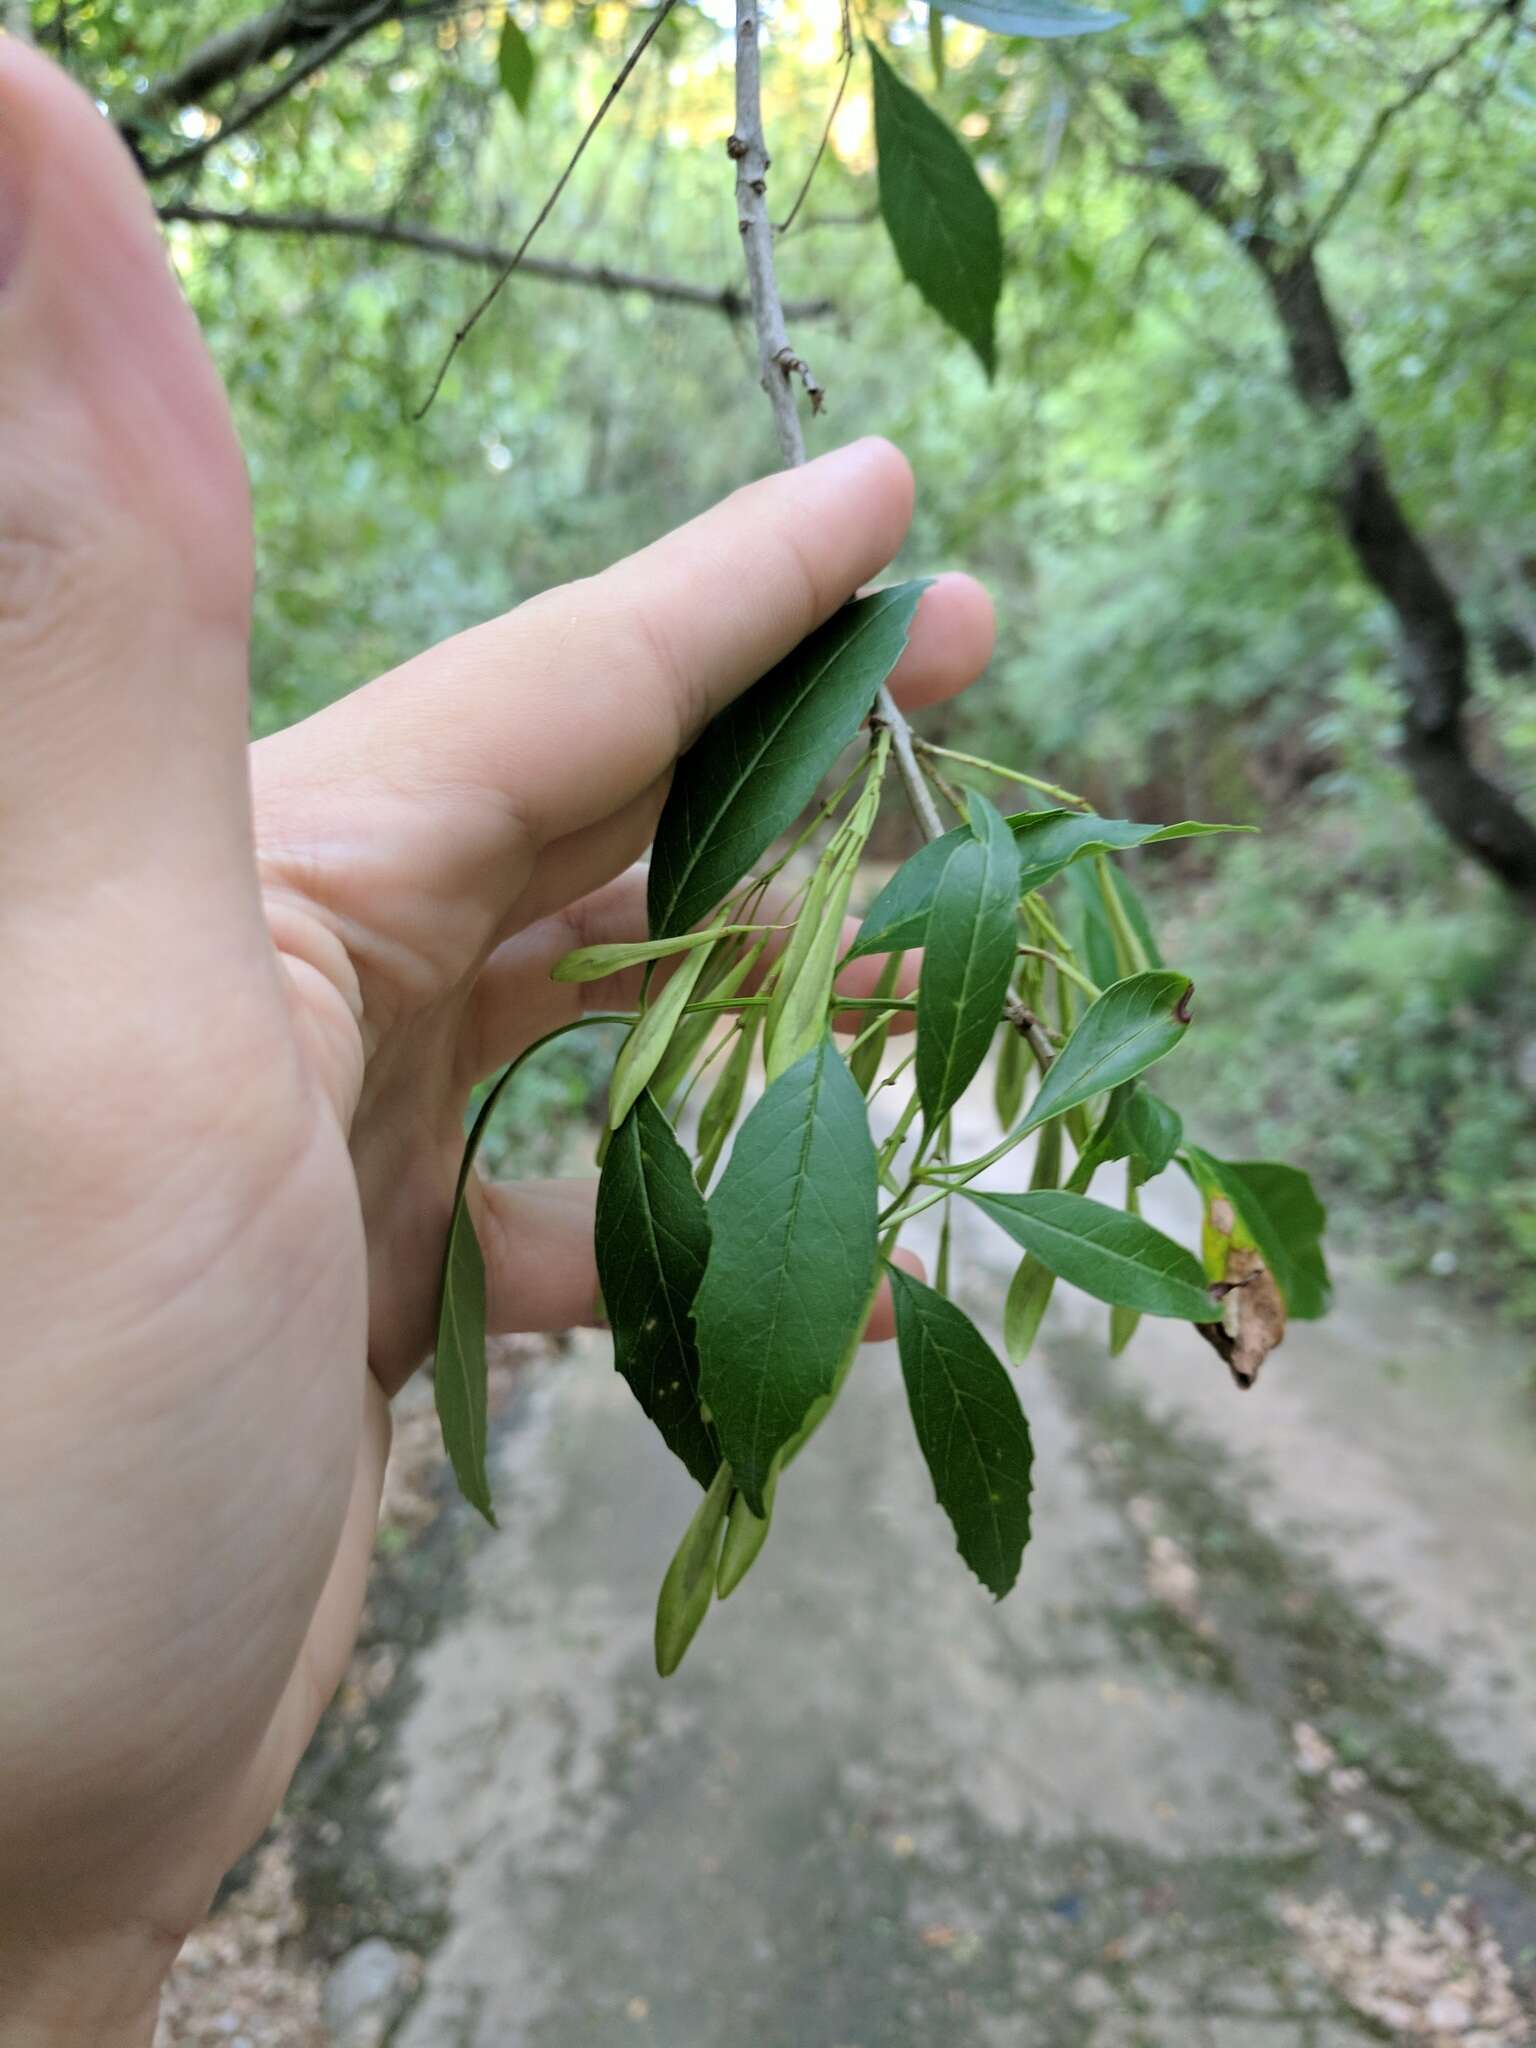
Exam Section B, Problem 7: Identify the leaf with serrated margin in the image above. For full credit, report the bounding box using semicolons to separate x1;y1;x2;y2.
596;1093;720;1488
966;1190;1219;1321
693;1036;878;1514
916;793;1020;1124
889;1266;1034;1597
647;584;927;939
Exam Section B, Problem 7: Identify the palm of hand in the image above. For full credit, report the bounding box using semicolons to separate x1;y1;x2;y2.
0;40;992;2028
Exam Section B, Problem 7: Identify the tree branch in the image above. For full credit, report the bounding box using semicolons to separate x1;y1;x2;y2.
1307;0;1523;251
140;0;399;182
156;203;837;321
415;0;678;418
1113;61;1536;908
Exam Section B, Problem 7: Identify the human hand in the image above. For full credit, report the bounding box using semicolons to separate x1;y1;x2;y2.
0;40;993;2041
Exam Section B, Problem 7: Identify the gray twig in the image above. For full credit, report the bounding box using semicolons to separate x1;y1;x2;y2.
157;203;836;321
731;0;939;860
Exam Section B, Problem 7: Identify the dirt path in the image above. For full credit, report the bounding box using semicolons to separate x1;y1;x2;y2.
371;1101;1536;2048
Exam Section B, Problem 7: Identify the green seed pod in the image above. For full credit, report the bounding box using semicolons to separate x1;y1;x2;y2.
716;1463;778;1599
848;951;905;1095
654;1463;733;1677
695;1009;761;1188
608;941;716;1129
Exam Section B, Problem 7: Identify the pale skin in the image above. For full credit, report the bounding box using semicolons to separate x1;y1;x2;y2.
0;40;996;2044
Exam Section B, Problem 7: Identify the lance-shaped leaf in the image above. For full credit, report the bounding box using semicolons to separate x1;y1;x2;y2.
654;1463;732;1677
595;1093;719;1488
435;1194;496;1525
693;1036;878;1514
966;1190;1220;1321
647;584;927;939
1016;811;1247;896
847;809;1241;960
1183;1148;1331;1322
1018;970;1193;1136
917;794;1020;1124
608;941;716;1127
870;43;1002;378
942;0;1124;36
497;14;536;113
552;922;754;983
888;1266;1034;1597
1002;1113;1063;1362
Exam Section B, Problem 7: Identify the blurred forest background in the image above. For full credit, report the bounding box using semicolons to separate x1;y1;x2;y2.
46;0;1536;1325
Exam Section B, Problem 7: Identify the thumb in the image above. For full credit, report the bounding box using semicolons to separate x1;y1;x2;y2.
0;39;254;890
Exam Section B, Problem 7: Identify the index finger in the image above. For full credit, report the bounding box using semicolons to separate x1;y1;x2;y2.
292;438;917;852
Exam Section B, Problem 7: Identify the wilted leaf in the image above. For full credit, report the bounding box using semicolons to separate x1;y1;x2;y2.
1184;1148;1330;1321
870;43;1002;377
889;1266;1034;1596
648;584;926;939
693;1036;878;1512
596;1093;719;1486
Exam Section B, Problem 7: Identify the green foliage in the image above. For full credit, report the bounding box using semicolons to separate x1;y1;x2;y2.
497;15;537;116
595;1094;719;1488
869;43;1002;376
693;1035;879;1516
967;1190;1221;1321
1018;970;1193;1135
647;584;926;938
915;793;1020;1123
889;1266;1034;1598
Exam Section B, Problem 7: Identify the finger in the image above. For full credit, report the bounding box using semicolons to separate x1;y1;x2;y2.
461;866;921;1083
266;439;916;888
884;572;996;711
478;1177;920;1344
0;41;254;884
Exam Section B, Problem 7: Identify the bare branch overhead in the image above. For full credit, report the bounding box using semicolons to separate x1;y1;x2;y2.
158;203;837;320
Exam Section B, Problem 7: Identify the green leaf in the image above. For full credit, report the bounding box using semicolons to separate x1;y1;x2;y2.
1019;970;1194;1136
1183;1149;1331;1321
434;1192;497;1525
1017;811;1248;895
994;1007;1028;1130
648;585;927;939
608;941;716;1127
888;1266;1034;1597
1110;1182;1144;1354
928;5;946;86
940;0;1124;35
497;14;536;114
695;1011;760;1188
848;808;1241;959
1004;1254;1056;1363
966;1189;1219;1321
1123;1087;1183;1180
552;922;752;983
595;1094;720;1488
693;1036;878;1513
1066;861;1120;990
870;42;1002;378
654;1462;732;1677
916;793;1020;1124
